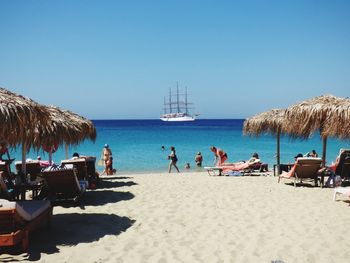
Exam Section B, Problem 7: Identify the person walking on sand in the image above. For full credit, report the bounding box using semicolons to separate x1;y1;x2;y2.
168;146;180;173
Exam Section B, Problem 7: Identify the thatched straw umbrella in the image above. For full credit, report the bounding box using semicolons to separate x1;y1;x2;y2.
285;94;350;166
243;109;286;168
36;105;96;162
0;87;49;173
322;102;350;140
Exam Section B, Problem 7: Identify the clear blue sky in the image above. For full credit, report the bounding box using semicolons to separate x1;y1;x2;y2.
0;0;349;119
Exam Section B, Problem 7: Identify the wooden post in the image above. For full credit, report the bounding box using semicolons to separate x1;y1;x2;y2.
65;143;69;159
277;130;281;165
322;136;327;167
276;130;281;175
21;142;27;175
49;152;53;165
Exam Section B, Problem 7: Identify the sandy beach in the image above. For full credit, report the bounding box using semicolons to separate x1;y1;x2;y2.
2;172;350;263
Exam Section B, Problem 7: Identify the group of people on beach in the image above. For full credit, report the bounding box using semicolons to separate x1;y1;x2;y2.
165;145;268;174
280;148;347;187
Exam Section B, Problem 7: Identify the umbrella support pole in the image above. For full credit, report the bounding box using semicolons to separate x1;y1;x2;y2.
21;143;27;175
65;143;69;159
49;152;53;165
322;136;327;167
276;130;281;175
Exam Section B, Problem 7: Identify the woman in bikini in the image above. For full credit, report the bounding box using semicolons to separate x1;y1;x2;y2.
100;144;112;175
210;146;228;166
168;146;180;173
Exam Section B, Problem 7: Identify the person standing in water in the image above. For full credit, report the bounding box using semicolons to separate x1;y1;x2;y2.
168;146;180;173
195;152;203;167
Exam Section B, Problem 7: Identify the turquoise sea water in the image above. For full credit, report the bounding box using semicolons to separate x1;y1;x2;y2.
9;119;350;174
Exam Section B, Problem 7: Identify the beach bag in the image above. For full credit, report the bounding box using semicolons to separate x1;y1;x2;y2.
226;171;243;176
334;175;342;187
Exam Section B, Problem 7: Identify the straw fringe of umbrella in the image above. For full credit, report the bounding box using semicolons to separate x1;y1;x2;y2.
284;95;350;139
243;109;286;137
0;87;49;148
243;109;287;167
37;106;96;148
284;94;350;165
1;87;96;173
244;95;350;169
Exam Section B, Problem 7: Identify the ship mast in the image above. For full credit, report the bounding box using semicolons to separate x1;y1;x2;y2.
185;86;188;115
176;82;180;113
164;96;166;114
169;87;172;113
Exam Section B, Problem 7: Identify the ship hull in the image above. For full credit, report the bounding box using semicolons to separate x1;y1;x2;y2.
160;116;196;122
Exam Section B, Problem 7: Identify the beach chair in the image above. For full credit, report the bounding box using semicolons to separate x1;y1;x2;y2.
204;161;265;176
41;169;86;203
61;157;97;185
15;160;43;181
0;161;12;178
0;199;52;252
278;157;322;187
204;167;224;176
0;172;19;200
334;150;350;182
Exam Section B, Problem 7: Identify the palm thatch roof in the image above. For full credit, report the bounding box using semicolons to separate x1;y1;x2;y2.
285;94;350;166
36;105;96;149
284;94;350;139
322;100;350;140
0;87;49;148
243;109;287;166
243;109;287;136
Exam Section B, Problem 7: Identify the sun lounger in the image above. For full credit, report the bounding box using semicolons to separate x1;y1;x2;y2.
205;157;265;176
15;161;43;181
0;161;12;178
61;157;97;186
204;167;224;176
41;169;86;203
0;199;52;252
0;172;19;200
278;157;322;187
334;150;350;182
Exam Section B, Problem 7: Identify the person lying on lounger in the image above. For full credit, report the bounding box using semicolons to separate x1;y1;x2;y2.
220;153;262;171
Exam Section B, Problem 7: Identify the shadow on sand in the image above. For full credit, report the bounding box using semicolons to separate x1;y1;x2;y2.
51;190;135;208
32;212;134;261
98;180;137;189
99;176;133;180
81;190;135;207
0;213;135;261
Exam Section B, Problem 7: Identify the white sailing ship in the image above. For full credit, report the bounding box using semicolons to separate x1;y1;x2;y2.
160;84;198;122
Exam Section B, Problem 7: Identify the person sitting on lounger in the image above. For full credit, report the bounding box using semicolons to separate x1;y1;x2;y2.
279;153;303;178
210;146;227;166
318;149;346;187
307;149;318;158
